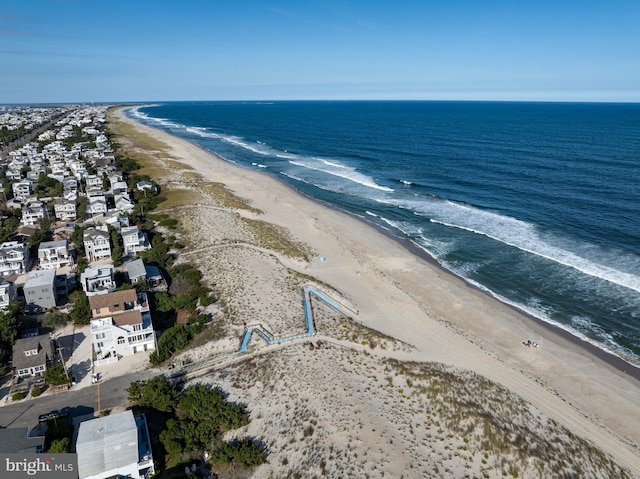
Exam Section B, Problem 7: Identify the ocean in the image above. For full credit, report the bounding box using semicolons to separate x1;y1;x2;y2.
128;101;640;367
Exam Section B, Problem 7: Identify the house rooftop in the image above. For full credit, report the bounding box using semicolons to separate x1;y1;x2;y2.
89;289;137;314
24;269;56;288
38;239;68;249
0;427;45;454
76;410;138;479
127;258;146;279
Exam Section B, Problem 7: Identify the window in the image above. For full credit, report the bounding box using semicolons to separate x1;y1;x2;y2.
96;332;106;340
133;324;142;331
117;337;125;345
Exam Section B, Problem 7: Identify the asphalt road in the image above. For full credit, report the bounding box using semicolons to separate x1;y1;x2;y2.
0;369;158;429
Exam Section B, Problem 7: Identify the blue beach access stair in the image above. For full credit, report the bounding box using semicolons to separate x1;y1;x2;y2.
239;286;342;352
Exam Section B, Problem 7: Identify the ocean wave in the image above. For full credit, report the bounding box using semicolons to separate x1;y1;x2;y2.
382;196;640;294
288;159;394;192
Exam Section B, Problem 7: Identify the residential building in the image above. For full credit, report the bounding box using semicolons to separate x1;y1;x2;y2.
127;259;166;291
89;290;154;361
77;410;154;479
83;227;111;262
0;277;16;309
20;200;47;227
0;428;45;454
87;195;108;216
12;179;33;201
80;265;116;296
53;198;77;221
136;181;157;194
23;269;57;312
0;241;30;277
12;333;54;378
121;226;150;257
86;174;103;190
38;239;73;270
114;194;135;214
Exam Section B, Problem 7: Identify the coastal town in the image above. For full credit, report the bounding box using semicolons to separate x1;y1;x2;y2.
0;105;638;479
0;105;240;479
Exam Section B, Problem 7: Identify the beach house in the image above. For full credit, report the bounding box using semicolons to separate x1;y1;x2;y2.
23;269;57;312
89;289;155;363
121;226;150;257
76;410;154;479
0;241;30;277
83;227;111;262
38;239;73;270
11;333;54;379
80;264;116;296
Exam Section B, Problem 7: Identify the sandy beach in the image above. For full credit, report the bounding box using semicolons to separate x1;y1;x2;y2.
111;107;640;478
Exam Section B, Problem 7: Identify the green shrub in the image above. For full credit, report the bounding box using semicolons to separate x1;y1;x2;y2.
11;392;25;401
31;385;42;397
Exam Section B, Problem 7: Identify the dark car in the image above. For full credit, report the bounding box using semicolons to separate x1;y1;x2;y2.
38;409;70;423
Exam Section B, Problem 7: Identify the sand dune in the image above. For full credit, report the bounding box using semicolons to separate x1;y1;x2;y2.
111;107;640;478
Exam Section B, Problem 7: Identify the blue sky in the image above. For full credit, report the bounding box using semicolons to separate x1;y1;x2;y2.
1;0;638;103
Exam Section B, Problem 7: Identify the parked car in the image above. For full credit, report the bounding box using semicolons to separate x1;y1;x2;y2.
38;408;70;423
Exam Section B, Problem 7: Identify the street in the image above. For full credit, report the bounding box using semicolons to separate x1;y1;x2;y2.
0;369;158;429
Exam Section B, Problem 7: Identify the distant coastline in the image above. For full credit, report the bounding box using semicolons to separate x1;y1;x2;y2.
124;103;640;381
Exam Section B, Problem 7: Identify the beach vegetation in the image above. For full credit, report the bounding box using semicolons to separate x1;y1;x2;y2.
44;364;68;386
0;302;24;372
41;310;70;329
127;376;266;471
200;181;262;214
69;290;91;324
35;173;63;198
240;217;313;261
0;212;20;243
150;324;196;366
127;375;179;412
44;417;73;453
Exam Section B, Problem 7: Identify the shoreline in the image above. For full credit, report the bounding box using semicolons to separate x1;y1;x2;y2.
113;106;640;474
181;116;640;382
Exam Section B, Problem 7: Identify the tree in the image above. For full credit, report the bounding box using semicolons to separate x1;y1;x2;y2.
69;291;91;325
127;376;178;412
42;310;70;329
47;438;70;453
44;364;68;386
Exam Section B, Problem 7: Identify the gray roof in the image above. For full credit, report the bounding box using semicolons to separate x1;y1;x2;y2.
127;258;146;280
24;269;56;289
12;334;52;370
0;427;45;453
77;410;138;479
39;239;68;250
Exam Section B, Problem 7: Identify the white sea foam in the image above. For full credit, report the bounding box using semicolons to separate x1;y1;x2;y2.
288;160;394;192
381;196;640;294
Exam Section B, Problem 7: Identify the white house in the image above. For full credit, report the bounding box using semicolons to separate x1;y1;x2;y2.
20;201;47;227
83;227;111;263
121;226;150;257
12;179;33;201
38;239;73;270
89;290;155;362
87;195;108;216
0;241;30;277
76;410;155;479
114;194;135;214
0;277;16;309
53;198;77;221
86;174;103;190
80;265;116;296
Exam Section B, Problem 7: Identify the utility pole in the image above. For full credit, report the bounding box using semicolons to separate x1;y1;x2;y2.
56;344;70;382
